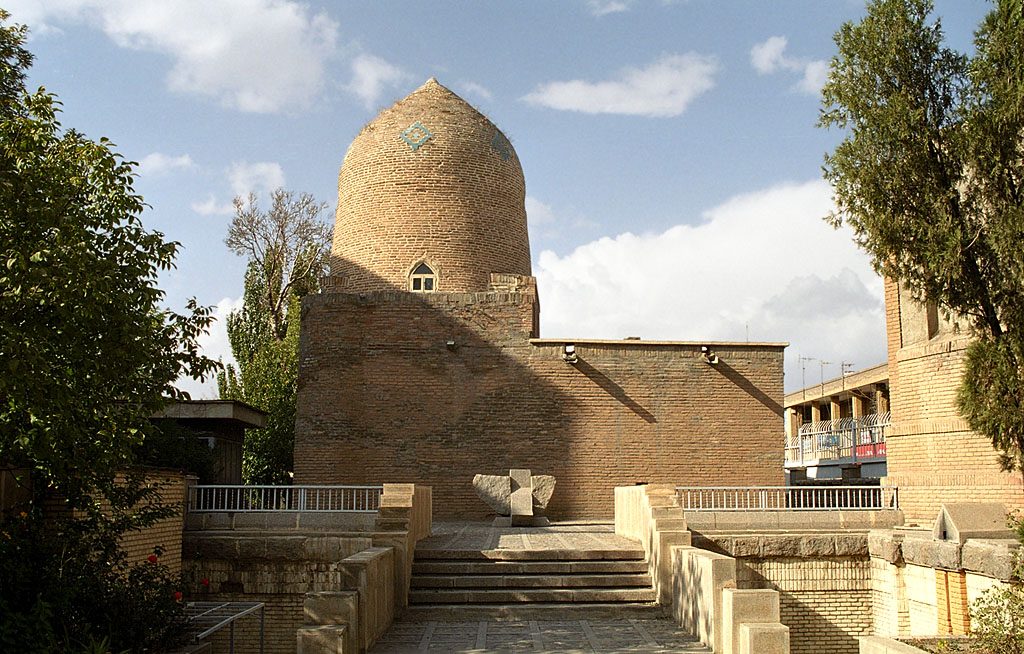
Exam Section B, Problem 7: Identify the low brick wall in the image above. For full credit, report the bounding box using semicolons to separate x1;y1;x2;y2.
693;531;872;654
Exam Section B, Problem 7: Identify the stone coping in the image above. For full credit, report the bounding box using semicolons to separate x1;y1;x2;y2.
868;528;1020;580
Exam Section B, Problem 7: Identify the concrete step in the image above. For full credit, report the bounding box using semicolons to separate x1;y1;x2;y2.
409;587;657;604
412;559;648;575
402;602;667;621
413;548;644;561
411;573;653;589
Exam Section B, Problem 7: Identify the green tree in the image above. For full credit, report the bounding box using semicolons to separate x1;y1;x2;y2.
218;190;330;484
820;0;1024;476
0;11;212;651
0;11;216;511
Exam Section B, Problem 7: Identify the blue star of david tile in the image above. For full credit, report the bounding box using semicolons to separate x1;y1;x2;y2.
400;122;432;151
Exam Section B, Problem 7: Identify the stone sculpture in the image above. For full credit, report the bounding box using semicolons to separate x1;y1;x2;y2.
473;469;555;526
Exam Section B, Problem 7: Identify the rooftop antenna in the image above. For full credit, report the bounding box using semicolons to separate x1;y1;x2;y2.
819;360;833;397
841;361;854;390
799;356;816;401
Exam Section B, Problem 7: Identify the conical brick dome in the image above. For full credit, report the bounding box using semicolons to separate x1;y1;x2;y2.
330;79;531;293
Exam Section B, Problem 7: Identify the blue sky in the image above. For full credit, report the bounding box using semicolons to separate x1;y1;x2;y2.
7;0;990;396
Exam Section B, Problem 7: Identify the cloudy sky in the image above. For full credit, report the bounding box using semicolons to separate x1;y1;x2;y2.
7;0;989;396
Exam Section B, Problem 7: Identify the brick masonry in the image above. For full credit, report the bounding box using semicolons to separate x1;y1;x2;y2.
295;283;784;519
883;280;1024;525
330;79;531;294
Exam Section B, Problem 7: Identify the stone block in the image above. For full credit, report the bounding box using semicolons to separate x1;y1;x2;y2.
296;625;346;654
235;536;267;559
730;536;760;558
799;535;836;557
191;536;237;560
673;545;736;654
473;474;510;515
304;590;358;653
835;534;869;557
962;539;1020;581
722;588;780;654
739;622;789;654
531;475;555;513
868;529;903;563
759;535;803;558
265;536;305;560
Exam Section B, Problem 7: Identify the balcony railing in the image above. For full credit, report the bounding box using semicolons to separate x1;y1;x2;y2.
785;412;889;467
676;485;899;511
187;485;382;513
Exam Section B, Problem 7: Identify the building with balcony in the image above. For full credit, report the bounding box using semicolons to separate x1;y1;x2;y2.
784;362;890;482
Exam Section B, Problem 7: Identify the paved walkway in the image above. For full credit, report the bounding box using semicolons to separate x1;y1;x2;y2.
369;618;710;653
415;521;640;554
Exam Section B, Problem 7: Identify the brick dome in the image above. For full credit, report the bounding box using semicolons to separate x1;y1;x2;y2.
330;78;532;293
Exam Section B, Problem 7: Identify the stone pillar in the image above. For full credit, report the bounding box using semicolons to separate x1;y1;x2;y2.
810;404;822;423
829;397;842;422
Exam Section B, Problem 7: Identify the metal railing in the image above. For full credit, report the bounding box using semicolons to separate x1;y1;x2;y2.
188;485;382;513
676;485;899;511
785;412;890;466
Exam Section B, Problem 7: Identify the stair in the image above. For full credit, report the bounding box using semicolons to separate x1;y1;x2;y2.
406;544;663;620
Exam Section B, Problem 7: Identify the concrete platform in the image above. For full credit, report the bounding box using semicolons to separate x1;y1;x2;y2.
369;618;711;653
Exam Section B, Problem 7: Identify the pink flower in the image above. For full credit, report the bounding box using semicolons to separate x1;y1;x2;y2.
201;578;210;587
147;554;158;564
173;591;183;602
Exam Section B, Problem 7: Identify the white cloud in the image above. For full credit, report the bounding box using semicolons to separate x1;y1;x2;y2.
12;0;339;113
533;179;886;392
228;161;285;197
526;196;556;229
522;53;717;117
136;152;195;176
346;53;409;110
750;35;829;96
190;161;284;215
174;295;243;399
459;81;494;101
190;195;234;216
584;0;681;16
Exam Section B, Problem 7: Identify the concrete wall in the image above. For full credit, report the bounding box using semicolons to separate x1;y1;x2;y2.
296;286;785;519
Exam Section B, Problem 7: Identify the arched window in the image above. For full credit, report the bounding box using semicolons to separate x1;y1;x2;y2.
409;262;436;292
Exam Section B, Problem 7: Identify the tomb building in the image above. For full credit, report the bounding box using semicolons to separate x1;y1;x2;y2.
294;79;786;518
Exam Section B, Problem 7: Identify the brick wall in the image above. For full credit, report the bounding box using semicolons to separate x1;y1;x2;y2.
330;79;531;294
295;286;784;519
738;558;872;654
117;468;187;574
883;282;1024;525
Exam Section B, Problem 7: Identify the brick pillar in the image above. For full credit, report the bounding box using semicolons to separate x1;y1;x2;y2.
852;395;867;419
875;385;890;414
935;570;952;634
810;404;822;423
949;571;970;635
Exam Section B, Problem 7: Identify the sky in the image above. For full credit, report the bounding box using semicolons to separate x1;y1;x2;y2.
6;0;991;397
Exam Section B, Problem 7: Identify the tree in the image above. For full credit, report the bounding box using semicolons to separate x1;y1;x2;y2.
819;0;1024;475
0;11;216;511
0;11;213;651
219;190;331;483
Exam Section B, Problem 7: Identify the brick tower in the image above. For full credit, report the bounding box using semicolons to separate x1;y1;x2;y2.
296;79;785;519
329;78;531;294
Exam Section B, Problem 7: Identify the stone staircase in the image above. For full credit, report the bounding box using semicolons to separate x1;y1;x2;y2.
405;538;662;619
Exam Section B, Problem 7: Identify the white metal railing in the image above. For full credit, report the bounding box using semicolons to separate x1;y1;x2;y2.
785;412;890;467
188;485;382;513
676;485;899;511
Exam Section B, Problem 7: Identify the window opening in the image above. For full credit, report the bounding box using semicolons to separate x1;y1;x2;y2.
410;263;436;292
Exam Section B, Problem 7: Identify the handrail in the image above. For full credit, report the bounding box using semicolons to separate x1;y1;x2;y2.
676;485;898;511
188;485;382;513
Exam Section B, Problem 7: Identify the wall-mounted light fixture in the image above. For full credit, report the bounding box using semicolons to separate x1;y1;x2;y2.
700;345;719;365
446;340;457;351
562;343;578;364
